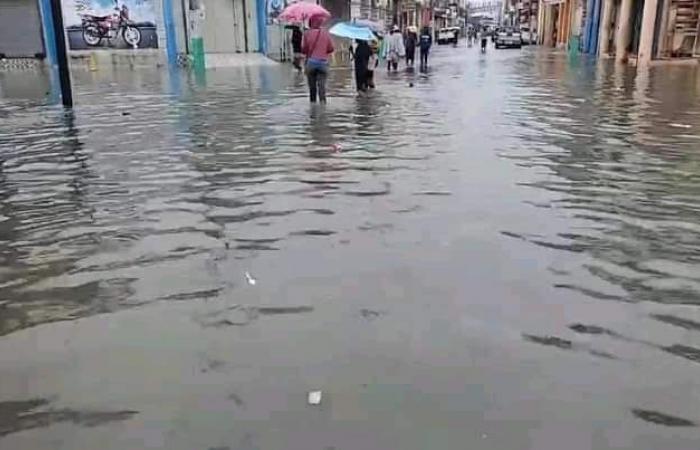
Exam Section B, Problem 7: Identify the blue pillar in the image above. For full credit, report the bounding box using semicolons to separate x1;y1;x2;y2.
257;0;267;54
583;0;594;52
590;0;601;54
162;0;178;65
37;0;58;66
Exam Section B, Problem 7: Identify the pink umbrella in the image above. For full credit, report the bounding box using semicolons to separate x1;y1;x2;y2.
278;1;330;24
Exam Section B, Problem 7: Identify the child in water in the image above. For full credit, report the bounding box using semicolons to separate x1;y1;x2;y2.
367;40;379;89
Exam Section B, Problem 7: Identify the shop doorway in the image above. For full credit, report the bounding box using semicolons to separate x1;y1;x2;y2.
202;0;246;53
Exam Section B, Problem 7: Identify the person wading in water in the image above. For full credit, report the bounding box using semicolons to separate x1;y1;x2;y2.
419;26;432;70
405;27;417;68
302;15;334;103
352;39;371;94
291;25;303;71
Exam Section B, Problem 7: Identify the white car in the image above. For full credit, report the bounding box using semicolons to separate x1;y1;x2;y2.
495;27;522;49
437;27;459;45
520;28;537;44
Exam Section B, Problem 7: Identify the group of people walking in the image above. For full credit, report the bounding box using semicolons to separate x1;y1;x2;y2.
291;18;436;103
385;26;433;71
351;25;434;94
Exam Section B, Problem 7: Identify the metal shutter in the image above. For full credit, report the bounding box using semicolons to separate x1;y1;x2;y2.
0;0;45;58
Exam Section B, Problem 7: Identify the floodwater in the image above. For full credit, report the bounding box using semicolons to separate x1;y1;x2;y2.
1;46;700;449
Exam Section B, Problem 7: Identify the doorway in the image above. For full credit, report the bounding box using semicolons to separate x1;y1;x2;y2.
202;0;245;53
232;0;246;52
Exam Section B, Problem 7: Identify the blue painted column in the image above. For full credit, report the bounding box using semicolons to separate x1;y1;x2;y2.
162;0;178;65
589;0;601;54
257;0;268;54
37;0;58;66
583;0;594;52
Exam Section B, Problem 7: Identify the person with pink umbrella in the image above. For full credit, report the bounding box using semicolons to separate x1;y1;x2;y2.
302;14;334;104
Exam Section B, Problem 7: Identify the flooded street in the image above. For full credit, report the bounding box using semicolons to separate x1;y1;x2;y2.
1;46;700;449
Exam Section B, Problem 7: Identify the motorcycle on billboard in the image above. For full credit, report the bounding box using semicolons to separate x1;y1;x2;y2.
80;0;142;48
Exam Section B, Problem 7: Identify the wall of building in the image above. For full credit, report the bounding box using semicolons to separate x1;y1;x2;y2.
594;0;700;62
654;0;700;58
0;0;45;58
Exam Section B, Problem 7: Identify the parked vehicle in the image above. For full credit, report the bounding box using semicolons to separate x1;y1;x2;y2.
437;27;459;45
520;27;537;44
494;27;522;49
80;3;141;48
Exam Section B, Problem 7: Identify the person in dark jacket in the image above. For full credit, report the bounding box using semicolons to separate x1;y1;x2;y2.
291;26;303;71
419;27;432;69
405;29;417;67
480;27;488;53
352;39;371;93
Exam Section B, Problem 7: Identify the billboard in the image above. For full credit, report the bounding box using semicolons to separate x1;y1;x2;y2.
267;0;287;24
62;0;159;50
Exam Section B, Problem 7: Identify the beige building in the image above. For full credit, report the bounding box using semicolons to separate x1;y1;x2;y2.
597;0;700;63
538;0;576;47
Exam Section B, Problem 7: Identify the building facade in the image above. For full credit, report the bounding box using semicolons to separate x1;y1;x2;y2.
0;0;46;59
600;0;700;62
198;0;259;53
1;0;272;66
538;0;578;47
517;0;540;36
569;0;700;62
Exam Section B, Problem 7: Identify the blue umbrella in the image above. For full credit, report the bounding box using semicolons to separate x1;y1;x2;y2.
353;19;385;33
329;22;377;41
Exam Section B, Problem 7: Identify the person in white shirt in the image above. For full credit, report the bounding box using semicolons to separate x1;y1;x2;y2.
384;25;405;72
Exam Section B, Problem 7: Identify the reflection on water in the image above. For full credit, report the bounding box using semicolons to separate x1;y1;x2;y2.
0;398;137;437
0;64;449;337
631;409;697;427
651;313;700;331
501;60;700;306
1;49;700;448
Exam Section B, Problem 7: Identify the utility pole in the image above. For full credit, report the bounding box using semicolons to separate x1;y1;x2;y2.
189;1;206;73
49;0;72;107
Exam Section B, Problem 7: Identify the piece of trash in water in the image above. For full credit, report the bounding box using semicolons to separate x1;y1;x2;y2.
121;111;131;116
669;123;692;129
308;390;322;405
408;82;414;87
244;271;257;285
331;143;342;152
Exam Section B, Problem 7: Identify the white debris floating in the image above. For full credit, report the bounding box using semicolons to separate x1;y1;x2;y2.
244;271;257;285
307;390;322;405
669;123;692;129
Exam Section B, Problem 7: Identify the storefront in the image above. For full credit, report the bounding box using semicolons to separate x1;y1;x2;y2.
654;0;700;58
540;0;561;46
60;0;163;51
200;0;259;53
539;0;575;46
0;0;45;58
60;0;259;61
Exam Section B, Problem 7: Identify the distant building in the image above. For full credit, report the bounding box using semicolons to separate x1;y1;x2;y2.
537;0;700;63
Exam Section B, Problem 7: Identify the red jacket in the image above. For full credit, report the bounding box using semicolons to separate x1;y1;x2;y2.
302;29;334;61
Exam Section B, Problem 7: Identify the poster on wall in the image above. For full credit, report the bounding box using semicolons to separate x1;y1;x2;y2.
266;0;288;24
62;0;158;50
